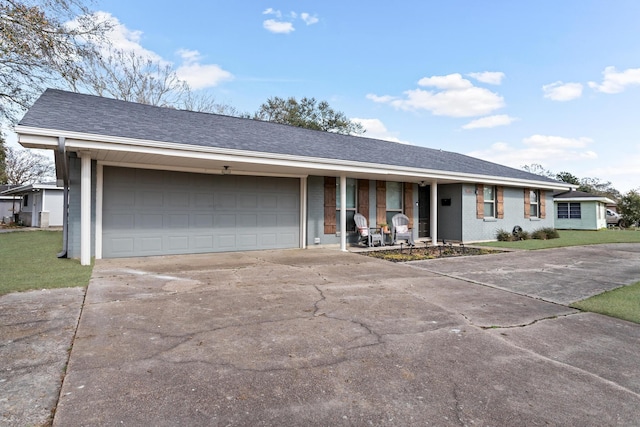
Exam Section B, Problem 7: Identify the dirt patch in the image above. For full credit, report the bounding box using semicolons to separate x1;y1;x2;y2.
361;245;504;262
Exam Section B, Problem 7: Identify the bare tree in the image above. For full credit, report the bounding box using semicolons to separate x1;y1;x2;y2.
0;0;109;124
65;45;242;115
2;146;54;185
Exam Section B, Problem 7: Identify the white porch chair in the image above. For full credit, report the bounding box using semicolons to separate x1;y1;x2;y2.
354;213;384;247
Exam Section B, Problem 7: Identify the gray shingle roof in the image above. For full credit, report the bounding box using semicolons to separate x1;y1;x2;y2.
19;89;562;184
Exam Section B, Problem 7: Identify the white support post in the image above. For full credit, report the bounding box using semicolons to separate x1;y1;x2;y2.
80;153;92;266
340;175;347;252
430;180;438;245
300;176;307;249
95;163;103;259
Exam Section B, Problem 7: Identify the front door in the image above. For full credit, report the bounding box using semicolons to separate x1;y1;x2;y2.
418;186;430;238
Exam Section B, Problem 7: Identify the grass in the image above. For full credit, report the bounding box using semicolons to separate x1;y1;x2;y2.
476;228;640;250
0;230;93;296
571;282;640;324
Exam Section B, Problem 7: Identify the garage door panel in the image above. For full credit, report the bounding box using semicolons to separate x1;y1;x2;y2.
102;167;299;258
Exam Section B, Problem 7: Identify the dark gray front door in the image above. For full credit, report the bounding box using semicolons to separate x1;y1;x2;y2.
102;167;300;258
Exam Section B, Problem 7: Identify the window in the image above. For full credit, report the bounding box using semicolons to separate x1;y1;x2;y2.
23;194;29;207
385;181;403;224
529;190;539;218
557;202;581;219
336;178;357;231
483;186;495;217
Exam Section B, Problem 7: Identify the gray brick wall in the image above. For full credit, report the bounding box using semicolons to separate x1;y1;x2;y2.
461;184;555;242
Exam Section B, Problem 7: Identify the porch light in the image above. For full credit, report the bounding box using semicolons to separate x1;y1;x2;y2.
221;165;230;175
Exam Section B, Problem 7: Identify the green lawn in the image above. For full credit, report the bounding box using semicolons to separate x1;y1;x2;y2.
0;230;93;296
571;282;640;324
476;228;640;250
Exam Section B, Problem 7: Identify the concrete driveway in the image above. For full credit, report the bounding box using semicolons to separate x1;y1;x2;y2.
49;245;640;426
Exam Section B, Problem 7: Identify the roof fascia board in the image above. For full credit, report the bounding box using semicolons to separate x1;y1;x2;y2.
554;197;615;204
16;126;570;191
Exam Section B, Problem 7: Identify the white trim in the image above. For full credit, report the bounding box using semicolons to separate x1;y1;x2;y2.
16;126;573;191
95;163;103;260
80;153;91;266
340;175;347;252
300;177;307;249
430;180;438;245
553;197;615;204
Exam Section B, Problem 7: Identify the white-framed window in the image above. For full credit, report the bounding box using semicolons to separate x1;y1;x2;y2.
386;181;403;224
483;186;495;218
529;190;539;218
23;194;29;208
336;178;357;232
557;202;581;219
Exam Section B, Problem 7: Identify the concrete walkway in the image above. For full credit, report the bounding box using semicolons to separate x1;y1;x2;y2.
409;243;640;304
48;246;640;426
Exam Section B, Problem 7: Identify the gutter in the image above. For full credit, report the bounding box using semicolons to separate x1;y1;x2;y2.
54;136;69;258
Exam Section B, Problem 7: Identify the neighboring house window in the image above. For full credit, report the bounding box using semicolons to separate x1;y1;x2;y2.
557;202;581;219
529;190;539;217
24;194;29;207
483;185;495;217
337;178;357;232
386;181;403;224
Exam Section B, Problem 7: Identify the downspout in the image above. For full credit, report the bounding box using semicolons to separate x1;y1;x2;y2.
55;137;69;258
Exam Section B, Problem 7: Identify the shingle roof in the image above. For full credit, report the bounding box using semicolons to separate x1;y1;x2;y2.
553;190;608;200
19;89;562;184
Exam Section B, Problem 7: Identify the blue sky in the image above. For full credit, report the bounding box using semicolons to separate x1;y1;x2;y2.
14;1;640;192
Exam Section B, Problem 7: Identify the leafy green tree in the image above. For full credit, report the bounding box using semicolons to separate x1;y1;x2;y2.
577;177;620;201
0;0;109;124
254;96;365;135
555;171;580;185
618;189;640;227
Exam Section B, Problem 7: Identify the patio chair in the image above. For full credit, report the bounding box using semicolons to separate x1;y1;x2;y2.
391;213;415;246
354;213;384;247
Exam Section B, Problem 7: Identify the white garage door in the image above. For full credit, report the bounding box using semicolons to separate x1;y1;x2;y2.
102;167;300;258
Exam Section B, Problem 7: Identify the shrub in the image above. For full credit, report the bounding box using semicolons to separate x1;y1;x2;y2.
532;227;560;240
519;230;531;240
496;229;512;241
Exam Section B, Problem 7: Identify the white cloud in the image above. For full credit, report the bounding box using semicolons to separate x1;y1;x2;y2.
263;19;295;34
467;135;597;171
370;73;505;117
467;71;505;85
81;12;162;62
262;9;318;33
418;73;473;90
351;118;409;144
542;81;583;101
523;134;593;149
262;8;282;17
366;93;397;103
462;114;518;130
78;13;234;90
175;50;233;89
300;12;319;25
588;66;640;94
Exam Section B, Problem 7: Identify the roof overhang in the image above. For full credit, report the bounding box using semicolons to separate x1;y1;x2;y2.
16;125;573;191
554;196;615;204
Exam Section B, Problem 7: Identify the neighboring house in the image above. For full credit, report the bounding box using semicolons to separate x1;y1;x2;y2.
553;190;614;230
15;89;572;265
0;184;21;223
1;182;64;227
